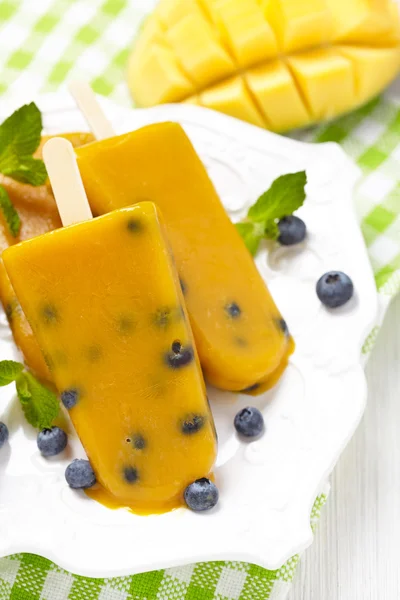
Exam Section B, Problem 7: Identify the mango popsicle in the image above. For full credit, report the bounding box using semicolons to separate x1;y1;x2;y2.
3;141;217;512
0;132;94;381
75;121;293;393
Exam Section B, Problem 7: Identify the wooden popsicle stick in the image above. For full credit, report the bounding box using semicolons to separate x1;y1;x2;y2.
69;81;115;140
43;137;93;227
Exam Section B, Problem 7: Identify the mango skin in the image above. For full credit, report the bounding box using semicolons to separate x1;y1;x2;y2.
128;0;400;132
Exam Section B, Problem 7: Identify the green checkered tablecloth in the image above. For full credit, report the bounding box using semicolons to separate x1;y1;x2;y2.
1;1;400;599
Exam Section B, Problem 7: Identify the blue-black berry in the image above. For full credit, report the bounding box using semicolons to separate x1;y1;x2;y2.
61;388;80;409
234;407;264;438
181;414;205;435
278;318;289;336
0;422;9;449
123;466;139;484
37;426;68;457
316;271;354;308
131;434;146;450
65;459;96;489
278;216;306;246
165;341;194;369
184;478;219;512
225;302;241;318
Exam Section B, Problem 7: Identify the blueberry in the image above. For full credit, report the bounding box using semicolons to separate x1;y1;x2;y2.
241;383;260;394
181;414;205;435
130;434;146;450
37;426;68;457
316;271;354;308
225;302;241;318
123;466;139;484
184;478;219;512
165;341;194;369
127;218;142;233
41;303;59;325
234;407;264;438
61;388;80;409
65;459;96;489
0;422;9;449
278;318;289;336
278;215;306;246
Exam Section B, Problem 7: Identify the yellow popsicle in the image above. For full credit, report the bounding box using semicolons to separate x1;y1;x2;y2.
75;122;293;393
4;203;217;512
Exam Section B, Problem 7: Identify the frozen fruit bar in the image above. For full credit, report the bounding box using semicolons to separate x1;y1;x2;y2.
76;122;293;393
3;202;217;511
0;132;94;381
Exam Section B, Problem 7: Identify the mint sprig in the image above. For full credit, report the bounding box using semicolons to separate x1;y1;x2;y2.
0;360;23;386
0;187;21;237
0;102;47;237
236;171;307;255
0;360;59;429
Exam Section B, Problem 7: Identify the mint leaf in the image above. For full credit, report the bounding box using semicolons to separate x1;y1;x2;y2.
248;171;307;223
16;371;59;430
264;219;280;241
0;186;21;236
2;156;47;186
0;360;24;386
0;102;46;187
0;103;42;161
235;222;264;256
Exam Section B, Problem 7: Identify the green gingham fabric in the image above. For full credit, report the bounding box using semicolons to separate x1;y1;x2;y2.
0;0;399;598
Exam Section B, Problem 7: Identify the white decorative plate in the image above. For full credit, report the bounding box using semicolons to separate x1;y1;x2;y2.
0;94;378;577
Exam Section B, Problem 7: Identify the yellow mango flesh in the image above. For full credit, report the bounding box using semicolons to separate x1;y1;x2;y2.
287;48;355;120
245;60;311;131
214;0;278;68
0;133;94;381
128;0;400;132
326;0;398;44
165;13;235;88
127;43;195;107
339;45;400;104
3;203;217;512
200;76;266;127
76;122;292;393
262;0;332;53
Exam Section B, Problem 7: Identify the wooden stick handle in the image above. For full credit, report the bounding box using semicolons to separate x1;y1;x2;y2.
43;137;93;227
69;81;115;140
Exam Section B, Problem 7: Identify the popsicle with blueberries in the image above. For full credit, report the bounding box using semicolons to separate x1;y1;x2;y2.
3;138;217;512
71;83;294;394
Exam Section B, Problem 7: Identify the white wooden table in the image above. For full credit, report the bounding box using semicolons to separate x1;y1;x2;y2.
289;293;400;599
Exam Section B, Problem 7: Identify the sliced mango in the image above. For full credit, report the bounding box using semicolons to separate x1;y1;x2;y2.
245;60;311;131
129;0;400;131
326;0;398;44
262;0;332;52
127;43;195;107
213;0;277;68
287;48;354;121
182;96;201;105
339;45;400;103
156;0;205;28
200;76;266;127
165;13;235;88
